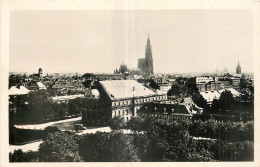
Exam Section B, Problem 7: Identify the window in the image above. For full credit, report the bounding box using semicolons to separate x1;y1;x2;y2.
119;110;121;115
118;102;120;106
123;110;124;115
127;117;129;122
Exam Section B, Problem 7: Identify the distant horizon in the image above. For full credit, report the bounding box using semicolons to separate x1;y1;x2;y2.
9;68;254;75
10;10;254;74
9;61;252;74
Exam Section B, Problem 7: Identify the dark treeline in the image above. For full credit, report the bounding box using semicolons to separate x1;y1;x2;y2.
189;119;253;141
10;90;87;124
9;126;60;145
10;116;254;162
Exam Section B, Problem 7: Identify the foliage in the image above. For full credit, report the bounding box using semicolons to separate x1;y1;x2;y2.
9;149;39;162
189;119;254;141
209;140;254;161
127;116;154;133
78;132;140;162
11;90;54;124
10;91;90;124
43;126;60;140
10;117;253;162
141;120;214;161
168;83;188;98
38;132;82;162
9;127;44;145
168;81;198;98
219;90;234;111
109;116;126;131
149;80;160;90
51;102;69;120
68;98;82;116
192;92;208;109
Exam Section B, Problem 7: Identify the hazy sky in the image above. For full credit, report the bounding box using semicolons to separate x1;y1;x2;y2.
10;10;254;74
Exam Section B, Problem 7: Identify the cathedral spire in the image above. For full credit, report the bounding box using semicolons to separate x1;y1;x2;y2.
147;34;151;47
236;61;241;74
237;61;240;68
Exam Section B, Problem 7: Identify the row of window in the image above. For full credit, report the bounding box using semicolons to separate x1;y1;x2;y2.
112;96;167;106
143;113;191;121
113;100;131;106
113;109;130;117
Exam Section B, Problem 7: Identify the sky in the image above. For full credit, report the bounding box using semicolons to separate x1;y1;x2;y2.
9;10;254;74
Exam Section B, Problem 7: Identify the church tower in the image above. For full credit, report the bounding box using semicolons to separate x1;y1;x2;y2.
38;68;43;78
144;34;154;74
236;61;241;74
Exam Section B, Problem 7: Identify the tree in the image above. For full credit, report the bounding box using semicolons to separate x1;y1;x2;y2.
211;99;220;113
210;140;254;161
126;116;144;133
9;149;39;162
149;80;160;90
43;126;60;140
219;90;234;112
38;132;82;162
168;83;188;98
109;116;126;131
78;132;140;162
68;98;82;116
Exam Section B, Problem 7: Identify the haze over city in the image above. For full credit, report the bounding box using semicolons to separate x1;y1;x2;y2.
10;10;253;74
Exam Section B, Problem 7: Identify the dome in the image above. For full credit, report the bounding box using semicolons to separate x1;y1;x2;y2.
85;89;100;100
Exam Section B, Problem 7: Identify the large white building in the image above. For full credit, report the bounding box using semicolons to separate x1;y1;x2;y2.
82;80;168;125
99;80;167;122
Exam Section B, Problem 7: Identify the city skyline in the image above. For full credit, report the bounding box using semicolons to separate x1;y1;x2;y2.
10;10;254;74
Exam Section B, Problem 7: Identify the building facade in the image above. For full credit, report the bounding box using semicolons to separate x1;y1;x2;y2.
138;102;193;122
82;80;167;126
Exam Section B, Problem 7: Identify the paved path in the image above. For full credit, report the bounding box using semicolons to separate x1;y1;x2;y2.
77;127;133;135
9;141;43;153
192;136;217;141
14;116;82;130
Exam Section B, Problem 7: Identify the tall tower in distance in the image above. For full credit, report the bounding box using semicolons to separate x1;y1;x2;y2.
138;34;154;75
144;34;154;74
38;68;43;78
236;61;241;74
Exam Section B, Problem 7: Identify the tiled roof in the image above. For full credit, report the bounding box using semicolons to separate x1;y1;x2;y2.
100;80;155;100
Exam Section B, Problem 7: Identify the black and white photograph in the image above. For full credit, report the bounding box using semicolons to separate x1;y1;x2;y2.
1;0;260;166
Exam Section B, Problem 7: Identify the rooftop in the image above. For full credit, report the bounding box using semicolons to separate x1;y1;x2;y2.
100;80;156;100
9;86;30;95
